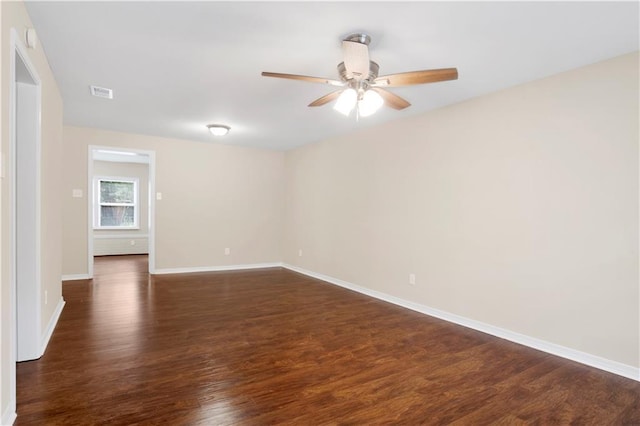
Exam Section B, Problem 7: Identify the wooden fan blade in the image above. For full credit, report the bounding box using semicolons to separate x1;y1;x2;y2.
261;72;344;87
374;68;458;87
308;90;343;107
342;40;370;78
372;88;411;110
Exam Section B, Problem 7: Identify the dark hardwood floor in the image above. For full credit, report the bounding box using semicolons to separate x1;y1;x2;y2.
16;255;640;424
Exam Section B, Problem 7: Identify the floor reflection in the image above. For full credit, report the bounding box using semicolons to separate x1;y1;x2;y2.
89;255;148;359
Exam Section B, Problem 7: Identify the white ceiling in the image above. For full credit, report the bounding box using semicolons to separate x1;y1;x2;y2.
25;1;639;151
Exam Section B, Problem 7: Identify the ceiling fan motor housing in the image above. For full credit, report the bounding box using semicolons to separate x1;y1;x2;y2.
338;61;379;83
343;33;372;46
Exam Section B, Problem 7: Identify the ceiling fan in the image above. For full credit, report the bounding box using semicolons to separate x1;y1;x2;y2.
262;33;458;117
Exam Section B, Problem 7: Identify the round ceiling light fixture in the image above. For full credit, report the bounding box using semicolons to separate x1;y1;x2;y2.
206;124;230;136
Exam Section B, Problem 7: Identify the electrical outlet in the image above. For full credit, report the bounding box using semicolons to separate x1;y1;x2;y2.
130;240;136;246
409;273;416;286
298;249;303;257
224;247;230;255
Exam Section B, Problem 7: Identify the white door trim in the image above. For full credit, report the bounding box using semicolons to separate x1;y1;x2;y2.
88;146;157;276
8;26;43;422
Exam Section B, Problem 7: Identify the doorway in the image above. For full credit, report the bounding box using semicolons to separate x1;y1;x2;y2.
88;147;156;277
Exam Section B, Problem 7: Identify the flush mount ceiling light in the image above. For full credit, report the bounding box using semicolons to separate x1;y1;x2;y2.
206;124;230;136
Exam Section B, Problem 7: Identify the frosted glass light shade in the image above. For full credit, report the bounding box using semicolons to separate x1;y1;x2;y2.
358;90;384;117
333;89;357;116
207;124;230;136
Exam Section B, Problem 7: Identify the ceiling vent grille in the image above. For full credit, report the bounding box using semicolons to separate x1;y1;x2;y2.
90;85;113;99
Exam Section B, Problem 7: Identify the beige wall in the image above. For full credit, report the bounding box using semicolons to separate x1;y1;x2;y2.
284;52;639;368
1;0;64;421
62;127;285;274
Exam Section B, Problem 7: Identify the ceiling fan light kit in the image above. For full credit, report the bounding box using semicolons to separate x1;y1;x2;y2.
334;89;357;116
358;89;384;117
262;32;458;118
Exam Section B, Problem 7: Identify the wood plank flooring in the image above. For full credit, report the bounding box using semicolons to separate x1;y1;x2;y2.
16;255;640;424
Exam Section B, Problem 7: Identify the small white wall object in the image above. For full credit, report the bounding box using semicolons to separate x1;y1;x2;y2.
25;28;38;49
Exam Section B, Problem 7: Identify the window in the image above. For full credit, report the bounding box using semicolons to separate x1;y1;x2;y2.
94;177;139;229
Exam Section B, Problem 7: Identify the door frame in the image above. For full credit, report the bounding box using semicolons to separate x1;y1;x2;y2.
87;146;156;276
8;27;43;421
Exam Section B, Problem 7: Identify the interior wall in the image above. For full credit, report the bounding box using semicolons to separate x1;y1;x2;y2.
1;0;64;421
93;160;149;256
62;127;285;275
284;52;639;369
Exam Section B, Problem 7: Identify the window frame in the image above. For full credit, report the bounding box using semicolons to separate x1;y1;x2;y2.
93;176;140;230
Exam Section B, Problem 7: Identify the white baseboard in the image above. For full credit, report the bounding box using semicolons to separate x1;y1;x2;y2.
283;263;639;382
62;274;91;281
153;262;283;275
1;402;16;426
40;297;65;357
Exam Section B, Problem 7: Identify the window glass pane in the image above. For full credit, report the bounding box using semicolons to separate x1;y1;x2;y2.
100;181;134;203
100;206;135;227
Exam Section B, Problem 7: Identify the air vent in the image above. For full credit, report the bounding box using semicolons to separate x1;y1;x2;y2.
90;85;113;99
